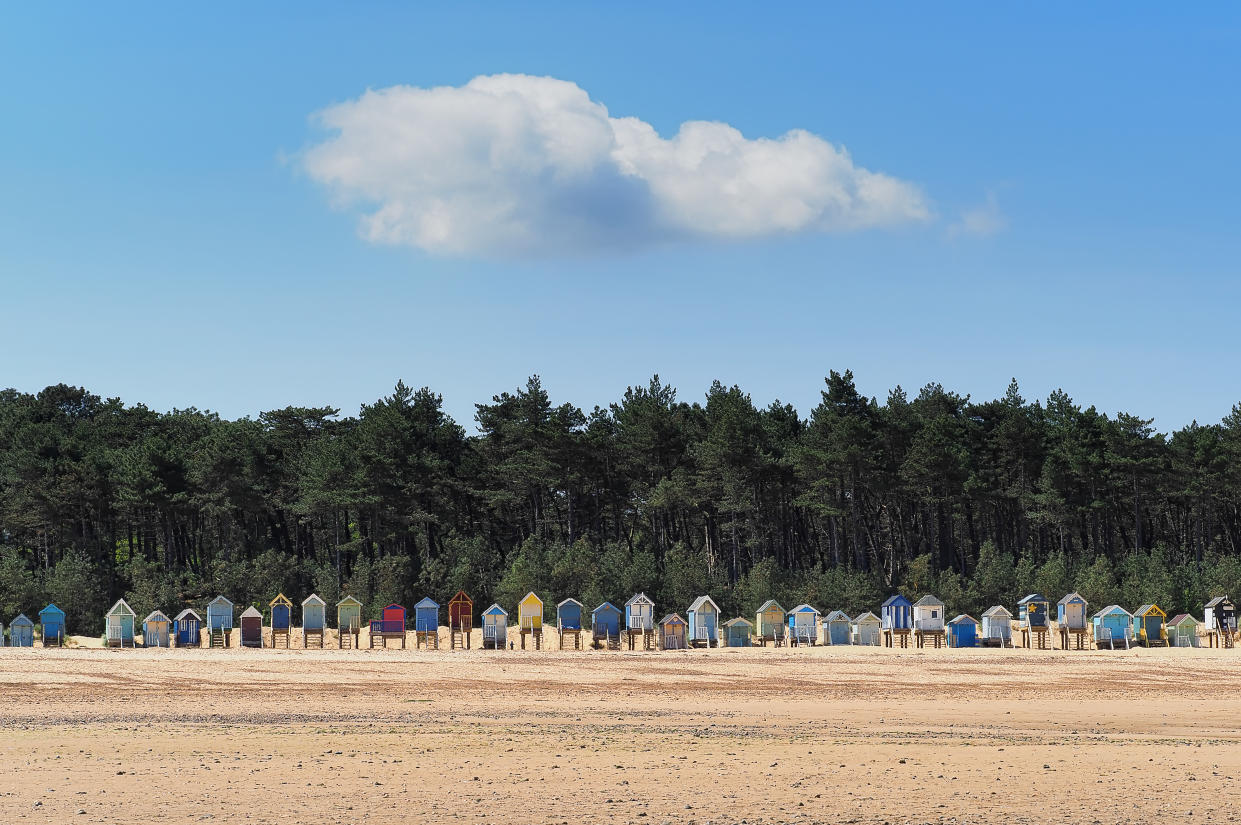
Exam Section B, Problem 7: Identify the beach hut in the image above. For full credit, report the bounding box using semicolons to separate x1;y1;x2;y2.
336;596;362;649
143;610;172;648
1056;592;1090;649
981;606;1013;646
301;594;326;648
175;609;202;647
1132;604;1168;647
624;592;655;650
687;596;721;647
1167;614;1200;647
239;606;263;648
105;599;137;648
448;590;473;649
912;595;946;648
369;603;407;649
852;611;881;646
482;603;508;649
38;604;66;647
269;593;293;648
881;594;913;641
10;614;33;647
948;614;978;648
755;600;786;645
1017;593;1051;649
414;597;440;649
659;613;687;650
1092;605;1133;649
206;596;234;648
1204;596;1236;647
723;617;753;647
557;598;584;650
517;592;544;650
591;602;622;648
786;604;821;646
822;610;852;645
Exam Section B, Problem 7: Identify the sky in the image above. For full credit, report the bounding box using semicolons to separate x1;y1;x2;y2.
3;4;1240;433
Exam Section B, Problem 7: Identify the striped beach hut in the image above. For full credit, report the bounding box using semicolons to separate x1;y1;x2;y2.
852;611;881;646
143;610;172;648
301;594;326;648
1132;604;1167;647
723;617;753;647
1205;596;1236;635
38;604;66;647
881;594;913;630
1017;594;1050;629
659;613;687;650
10;614;34;647
591;602;622;648
482;603;508;649
948;614;978;648
822;610;852;645
175;609;202;647
239;606;263;648
755;600;786;645
105;599;137;648
687;596;721;647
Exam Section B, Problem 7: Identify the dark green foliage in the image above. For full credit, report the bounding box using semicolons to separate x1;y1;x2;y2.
1;376;1240;631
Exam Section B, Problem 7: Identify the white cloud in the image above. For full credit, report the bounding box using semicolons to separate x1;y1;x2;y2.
302;74;931;257
948;191;1007;238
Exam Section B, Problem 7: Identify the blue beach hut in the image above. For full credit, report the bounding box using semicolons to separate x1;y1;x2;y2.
591;602;621;645
39;604;66;646
557;598;583;632
206;596;234;632
1092;605;1133;649
723;617;753;647
823;610;852;645
175;609;202;647
687;596;721;647
1017;594;1050;629
948;614;978;648
414;597;439;633
10;614;34;647
881;594;912;630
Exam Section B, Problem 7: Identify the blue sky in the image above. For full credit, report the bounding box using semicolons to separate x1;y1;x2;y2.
3;4;1240;432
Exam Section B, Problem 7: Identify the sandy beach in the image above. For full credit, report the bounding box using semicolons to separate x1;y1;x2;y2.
1;638;1238;825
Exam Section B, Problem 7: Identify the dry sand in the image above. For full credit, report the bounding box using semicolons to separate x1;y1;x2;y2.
1;639;1239;825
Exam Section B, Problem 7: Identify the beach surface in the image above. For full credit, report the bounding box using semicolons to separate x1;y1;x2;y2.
1;638;1237;825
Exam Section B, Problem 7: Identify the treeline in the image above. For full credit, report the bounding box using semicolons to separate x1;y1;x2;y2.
3;373;1241;634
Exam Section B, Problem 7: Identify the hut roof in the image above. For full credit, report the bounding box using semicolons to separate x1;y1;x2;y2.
625;592;654;607
449;590;472;604
240;606;262;620
913;595;944;608
336;595;362;608
1206;596;1233;609
107;598;136;618
269;593;292;608
949;614;978;625
1017;593;1048;605
301;594;326;607
789;603;821;615
852;611;880;624
723;617;753;629
557;598;584;610
38;604;65;619
882;594;912;608
11;613;33;627
1093;604;1132;619
757;599;785;613
688;595;720;614
175;608;201;622
824;610;851;623
1134;603;1166;618
659;613;686;627
414;597;439;609
1168;613;1199;627
982;605;1013;618
1058;592;1088;607
144;610;171;624
482;603;508;617
591;601;621;616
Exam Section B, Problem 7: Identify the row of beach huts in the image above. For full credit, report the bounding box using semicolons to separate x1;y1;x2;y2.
3;591;1238;652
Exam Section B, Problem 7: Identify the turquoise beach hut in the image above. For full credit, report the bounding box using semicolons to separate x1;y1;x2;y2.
105;599;137;648
39;604;66;646
687;596;721;647
723;617;753;647
1092;605;1133;649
